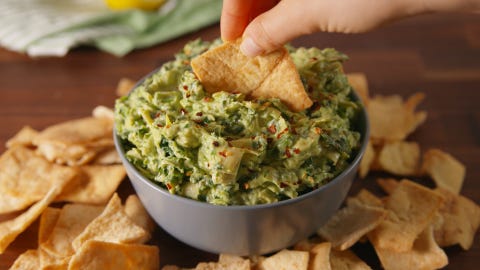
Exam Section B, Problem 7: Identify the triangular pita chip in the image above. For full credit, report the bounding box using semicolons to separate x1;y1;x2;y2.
191;39;312;112
421;148;465;194
368;180;444;252
0;185;65;254
368;93;426;143
8;249;39;270
377;141;420;176
318;202;387;250
433;188;480;250
0;146;77;214
258;249;309;270
6;126;38;149
55;165;126;204
72;194;149;251
68;240;159;270
374;225;448;270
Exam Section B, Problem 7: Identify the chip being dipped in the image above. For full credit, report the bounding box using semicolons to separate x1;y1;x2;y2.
191;38;312;112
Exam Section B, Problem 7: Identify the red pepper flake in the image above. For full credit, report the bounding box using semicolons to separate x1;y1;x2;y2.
311;57;318;61
280;182;288;188
219;151;227;157
182;85;188;90
196;112;203;117
185;171;192;177
156;123;163;128
183;60;190;65
227;141;233;147
180;108;188;115
166;183;172;190
285;147;291;158
243;183;249;189
203;97;212;102
186;93;191;98
212;141;220;147
314;127;322;135
267;124;277;134
155;112;161;118
293;148;301;154
277;127;289;139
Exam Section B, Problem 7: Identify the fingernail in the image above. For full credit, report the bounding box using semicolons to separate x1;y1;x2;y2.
240;37;263;57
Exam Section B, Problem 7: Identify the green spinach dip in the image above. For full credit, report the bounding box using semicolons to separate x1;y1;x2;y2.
115;39;362;205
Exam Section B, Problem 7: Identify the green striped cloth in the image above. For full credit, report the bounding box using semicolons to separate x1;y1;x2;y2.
0;0;221;57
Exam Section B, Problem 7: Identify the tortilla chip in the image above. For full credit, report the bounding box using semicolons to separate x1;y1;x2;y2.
318;202;387;250
124;194;155;233
68;240;159;270
0;146;77;214
55;165;126;204
374;225;448;270
377;141;420;176
9;249;39;270
0;185;64;254
329;249;371;270
116;78;136;97
92;105;114;121
368;180;444;252
41;204;104;258
38;207;61;245
368;93;427;143
358;140;375;178
258;249;309;270
309;242;332;270
346;73;369;107
433;188;480;250
421;148;465;194
376;178;400;195
191;39;312;112
72;194;149;251
346;189;383;208
6;126;39;148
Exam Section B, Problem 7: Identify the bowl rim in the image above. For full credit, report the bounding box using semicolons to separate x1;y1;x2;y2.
113;70;370;211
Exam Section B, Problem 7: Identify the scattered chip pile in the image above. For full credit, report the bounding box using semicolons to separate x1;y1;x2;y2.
9;194;158;270
160;73;479;270
0;104;158;269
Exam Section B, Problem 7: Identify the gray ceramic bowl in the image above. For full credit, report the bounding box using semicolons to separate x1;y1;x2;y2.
114;81;369;256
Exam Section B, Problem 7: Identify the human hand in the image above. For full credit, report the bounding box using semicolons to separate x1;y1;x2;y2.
221;0;480;57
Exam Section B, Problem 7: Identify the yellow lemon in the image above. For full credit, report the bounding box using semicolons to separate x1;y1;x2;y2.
105;0;166;11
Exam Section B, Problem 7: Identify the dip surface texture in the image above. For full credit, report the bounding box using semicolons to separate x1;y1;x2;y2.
115;39;361;205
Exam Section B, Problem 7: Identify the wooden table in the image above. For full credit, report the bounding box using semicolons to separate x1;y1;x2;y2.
1;12;479;269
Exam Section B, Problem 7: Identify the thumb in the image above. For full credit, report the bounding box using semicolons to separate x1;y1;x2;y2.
240;0;318;57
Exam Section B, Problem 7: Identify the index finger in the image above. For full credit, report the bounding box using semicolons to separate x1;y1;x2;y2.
220;0;254;41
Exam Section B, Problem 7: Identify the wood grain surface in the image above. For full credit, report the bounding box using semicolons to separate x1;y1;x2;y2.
1;12;479;269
